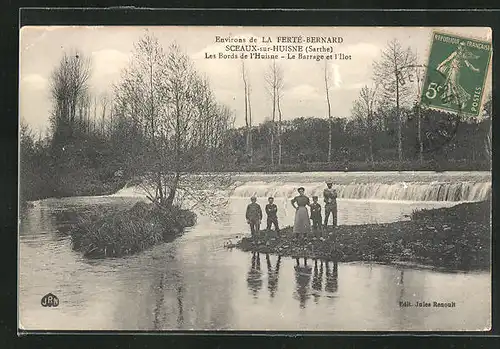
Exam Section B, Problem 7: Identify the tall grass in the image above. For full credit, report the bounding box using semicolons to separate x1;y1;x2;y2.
71;202;197;258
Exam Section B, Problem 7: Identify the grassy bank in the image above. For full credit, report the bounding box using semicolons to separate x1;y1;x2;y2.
71;202;197;258
235;200;490;271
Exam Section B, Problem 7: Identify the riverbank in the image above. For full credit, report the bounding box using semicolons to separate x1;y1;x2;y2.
235;200;490;271
71;202;197;258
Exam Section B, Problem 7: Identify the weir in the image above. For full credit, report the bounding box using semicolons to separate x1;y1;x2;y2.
113;180;491;202
232;181;491;202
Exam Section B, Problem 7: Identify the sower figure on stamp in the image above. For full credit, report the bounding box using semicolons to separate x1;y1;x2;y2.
265;197;280;233
310;196;322;234
246;196;262;237
323;181;338;228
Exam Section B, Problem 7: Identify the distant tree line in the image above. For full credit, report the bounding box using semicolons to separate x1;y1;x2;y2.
226;108;491;170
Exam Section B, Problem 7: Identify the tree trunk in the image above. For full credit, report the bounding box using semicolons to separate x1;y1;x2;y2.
417;104;423;164
270;84;276;166
277;95;283;165
395;68;402;164
248;85;253;164
270;133;274;165
101;104;106;137
324;63;332;163
93;96;97;134
328;120;332;163
164;172;180;208
368;111;374;165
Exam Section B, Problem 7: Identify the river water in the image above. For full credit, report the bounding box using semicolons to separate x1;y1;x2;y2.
18;172;491;331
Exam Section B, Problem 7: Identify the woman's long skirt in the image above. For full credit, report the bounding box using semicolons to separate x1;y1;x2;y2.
293;206;311;235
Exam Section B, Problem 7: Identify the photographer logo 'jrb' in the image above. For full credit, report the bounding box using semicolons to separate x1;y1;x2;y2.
421;31;492;117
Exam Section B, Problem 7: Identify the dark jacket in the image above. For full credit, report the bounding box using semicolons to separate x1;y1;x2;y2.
310;202;322;219
246;202;263;221
265;203;278;218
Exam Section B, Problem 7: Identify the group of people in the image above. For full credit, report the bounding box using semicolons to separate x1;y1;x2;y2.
245;181;338;237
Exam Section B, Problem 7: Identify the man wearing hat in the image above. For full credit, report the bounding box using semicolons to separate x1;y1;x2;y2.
246;196;263;236
323;181;338;228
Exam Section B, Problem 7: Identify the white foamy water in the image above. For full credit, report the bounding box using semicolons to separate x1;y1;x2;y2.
113;172;491;202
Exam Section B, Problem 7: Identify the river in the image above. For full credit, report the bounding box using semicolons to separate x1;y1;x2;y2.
18;171;491;331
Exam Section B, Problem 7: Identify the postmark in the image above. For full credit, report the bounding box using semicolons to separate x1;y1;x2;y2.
399;63;461;154
420;31;492;117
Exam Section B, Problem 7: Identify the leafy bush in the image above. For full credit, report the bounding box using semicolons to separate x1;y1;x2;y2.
71;202;196;258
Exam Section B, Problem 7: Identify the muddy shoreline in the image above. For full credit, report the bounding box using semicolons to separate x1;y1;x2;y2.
234;201;490;271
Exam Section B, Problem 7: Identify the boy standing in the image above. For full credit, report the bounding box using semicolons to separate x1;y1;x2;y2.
310;195;322;232
265;197;280;232
246;196;263;236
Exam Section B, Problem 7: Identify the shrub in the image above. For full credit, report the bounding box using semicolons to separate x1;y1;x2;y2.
71;202;197;258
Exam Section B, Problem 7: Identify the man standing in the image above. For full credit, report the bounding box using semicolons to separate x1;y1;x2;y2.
265;197;280;233
323;181;338;228
246;196;263;237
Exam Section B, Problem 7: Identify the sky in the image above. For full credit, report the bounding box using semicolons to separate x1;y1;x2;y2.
19;26;492;133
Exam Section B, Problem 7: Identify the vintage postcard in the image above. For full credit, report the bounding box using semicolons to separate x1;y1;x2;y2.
19;25;492;331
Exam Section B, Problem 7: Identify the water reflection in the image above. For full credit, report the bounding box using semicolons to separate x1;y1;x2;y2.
153;272;166;330
398;269;405;303
177;285;184;328
266;254;281;299
294;258;312;309
246;252;263;298
325;261;339;294
311;259;324;303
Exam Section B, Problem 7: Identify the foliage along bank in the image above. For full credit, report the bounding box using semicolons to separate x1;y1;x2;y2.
71;201;197;258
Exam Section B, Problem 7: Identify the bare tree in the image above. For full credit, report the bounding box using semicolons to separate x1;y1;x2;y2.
49;50;92;142
115;36;234;216
248;78;253;164
277;88;284;165
92;95;98;134
351;85;379;165
99;93;110;138
373;39;417;164
265;60;285;166
241;61;253;164
157;43;234;212
324;60;333;163
114;33;169;205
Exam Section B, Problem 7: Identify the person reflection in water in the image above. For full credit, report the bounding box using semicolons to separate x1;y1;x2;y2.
176;285;184;328
246;252;263;298
266;254;281;299
294;257;312;309
325;260;338;294
398;269;405;304
311;259;324;304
